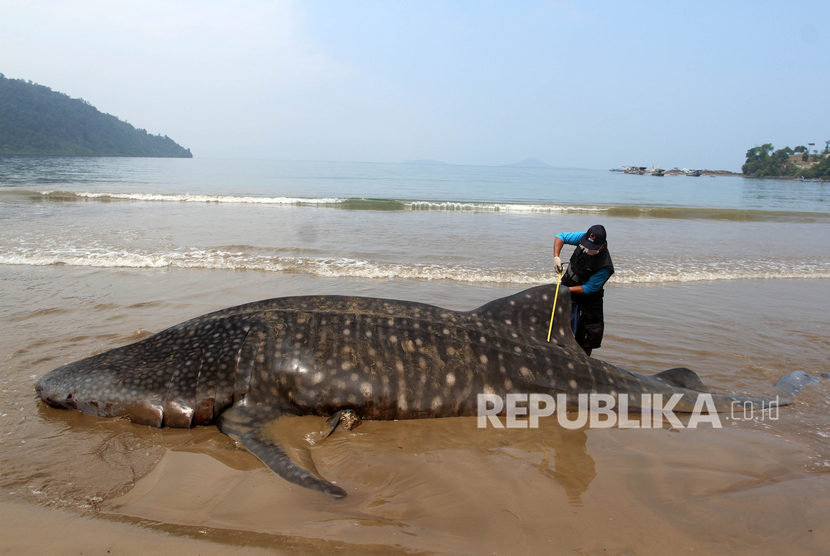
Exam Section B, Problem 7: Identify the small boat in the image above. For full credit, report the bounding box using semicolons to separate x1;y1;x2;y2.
684;169;702;177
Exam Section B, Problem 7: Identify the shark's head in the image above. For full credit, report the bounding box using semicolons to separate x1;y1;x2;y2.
34;335;187;427
36;316;254;428
36;352;136;419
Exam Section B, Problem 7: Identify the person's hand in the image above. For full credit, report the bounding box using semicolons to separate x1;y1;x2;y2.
554;256;563;273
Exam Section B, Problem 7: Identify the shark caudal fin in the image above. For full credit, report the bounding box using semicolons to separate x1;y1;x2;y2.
217;404;347;498
773;370;827;404
471;284;579;348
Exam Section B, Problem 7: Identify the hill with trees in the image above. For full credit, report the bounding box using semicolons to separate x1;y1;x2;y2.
742;142;829;179
0;74;192;157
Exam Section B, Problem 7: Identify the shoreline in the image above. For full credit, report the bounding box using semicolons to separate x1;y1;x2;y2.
673;169;826;181
614;167;828;181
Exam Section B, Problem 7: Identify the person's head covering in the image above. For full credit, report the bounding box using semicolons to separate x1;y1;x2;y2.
579;224;607;250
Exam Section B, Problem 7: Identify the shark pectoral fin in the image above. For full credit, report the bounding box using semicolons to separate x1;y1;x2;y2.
654;367;709;392
217;404;347;498
323;409;362;439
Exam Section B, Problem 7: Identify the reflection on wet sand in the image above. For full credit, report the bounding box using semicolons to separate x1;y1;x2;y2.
102;416;603;552
540;428;596;506
265;415;596;506
92;414;830;554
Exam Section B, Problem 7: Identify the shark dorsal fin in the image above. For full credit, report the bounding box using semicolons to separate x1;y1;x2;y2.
470;284;579;349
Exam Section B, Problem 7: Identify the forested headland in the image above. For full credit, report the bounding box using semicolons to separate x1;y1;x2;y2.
742;142;829;179
0;74;192;158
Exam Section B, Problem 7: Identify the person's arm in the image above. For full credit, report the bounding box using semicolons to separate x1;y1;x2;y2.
553;232;582;272
572;268;611;295
553;235;564;257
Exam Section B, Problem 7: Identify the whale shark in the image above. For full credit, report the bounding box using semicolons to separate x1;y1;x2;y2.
35;284;820;497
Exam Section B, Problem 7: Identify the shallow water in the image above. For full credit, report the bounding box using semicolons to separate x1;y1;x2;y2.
1;265;828;553
2;158;829;287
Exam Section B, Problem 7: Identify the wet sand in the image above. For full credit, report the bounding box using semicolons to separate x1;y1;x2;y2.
1;266;829;554
3;416;828;554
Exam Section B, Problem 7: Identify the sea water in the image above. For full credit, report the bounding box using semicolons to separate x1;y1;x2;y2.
1;156;828;286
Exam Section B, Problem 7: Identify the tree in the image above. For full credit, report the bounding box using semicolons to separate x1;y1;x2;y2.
741;144;810;177
742;143;775;176
0;74;192;157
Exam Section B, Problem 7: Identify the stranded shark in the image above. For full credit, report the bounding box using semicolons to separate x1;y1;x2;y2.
36;285;820;497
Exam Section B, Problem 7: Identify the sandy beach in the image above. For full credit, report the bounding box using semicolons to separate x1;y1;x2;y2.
3;0;830;548
2;266;829;554
3;418;827;555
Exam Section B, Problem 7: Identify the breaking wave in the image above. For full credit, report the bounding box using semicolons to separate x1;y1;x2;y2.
1;247;828;285
2;189;826;221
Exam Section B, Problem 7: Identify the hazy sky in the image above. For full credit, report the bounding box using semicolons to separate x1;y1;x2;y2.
2;1;827;170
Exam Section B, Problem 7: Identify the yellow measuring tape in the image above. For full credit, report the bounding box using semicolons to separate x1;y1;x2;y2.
546;267;565;343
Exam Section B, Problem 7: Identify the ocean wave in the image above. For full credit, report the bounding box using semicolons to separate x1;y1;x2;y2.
403;200;602;213
1;248;828;285
41;190;348;206
3;189;825;221
27;190;598;214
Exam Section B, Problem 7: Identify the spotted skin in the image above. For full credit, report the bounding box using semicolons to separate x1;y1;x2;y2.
35;285;820;497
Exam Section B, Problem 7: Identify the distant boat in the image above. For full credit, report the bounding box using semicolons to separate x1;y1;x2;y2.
650;168;665;176
684;169;702;177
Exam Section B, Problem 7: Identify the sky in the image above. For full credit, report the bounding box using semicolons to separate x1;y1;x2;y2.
1;0;828;171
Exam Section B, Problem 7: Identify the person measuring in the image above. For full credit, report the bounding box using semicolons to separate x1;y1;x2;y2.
552;225;614;356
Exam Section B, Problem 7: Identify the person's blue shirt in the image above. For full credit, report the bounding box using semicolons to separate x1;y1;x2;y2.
555;232;612;295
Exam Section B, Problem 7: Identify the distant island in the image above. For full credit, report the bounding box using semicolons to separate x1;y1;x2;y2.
402;159;449;165
742;142;829;180
0;74;192;158
504;158;553;169
401;158;554;168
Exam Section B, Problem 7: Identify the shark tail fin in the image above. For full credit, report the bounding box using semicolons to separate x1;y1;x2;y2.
773;370;826;404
